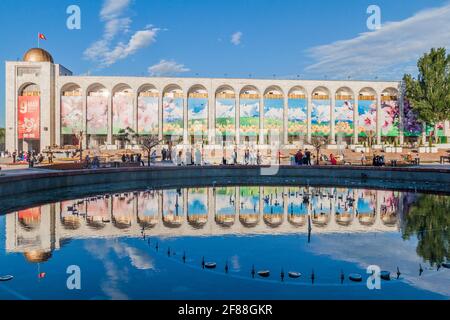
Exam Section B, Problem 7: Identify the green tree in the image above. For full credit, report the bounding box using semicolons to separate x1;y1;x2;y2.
0;128;5;148
116;127;135;149
402;194;450;266
403;48;450;143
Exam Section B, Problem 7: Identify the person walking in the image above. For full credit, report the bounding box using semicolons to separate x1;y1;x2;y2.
360;151;367;166
305;149;312;165
12;150;17;164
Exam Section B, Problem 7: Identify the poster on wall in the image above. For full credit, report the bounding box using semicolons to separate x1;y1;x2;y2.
215;187;236;216
381;100;400;137
264;98;283;137
335;100;354;137
61;96;83;134
240;186;260;215
240;99;260;138
138;96;158;135
18;96;40;139
87;96;108;135
403;100;422;137
113;95;133;134
358;100;377;137
288;98;307;137
188;98;208;137
163;97;184;136
216;99;236;139
138;192;159;217
311;99;330;136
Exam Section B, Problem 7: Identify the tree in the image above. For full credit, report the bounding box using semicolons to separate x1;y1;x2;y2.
402;194;450;266
403;48;450;143
0;128;5;150
311;136;326;165
136;135;163;166
116;127;135;149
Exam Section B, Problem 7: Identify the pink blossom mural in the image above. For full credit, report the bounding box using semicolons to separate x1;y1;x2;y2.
87;96;108;135
113;95;133;134
381;100;400;137
138;96;158;135
61;96;83;134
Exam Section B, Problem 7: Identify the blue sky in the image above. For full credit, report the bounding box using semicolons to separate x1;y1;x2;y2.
1;0;449;126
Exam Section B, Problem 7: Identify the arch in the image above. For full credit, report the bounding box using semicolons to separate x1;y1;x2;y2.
287;86;308;144
112;83;133;95
311;86;331;137
263;214;283;228
86;83;108;147
358;87;377;139
311;212;330;227
239;214;260;228
112;84;134;139
215;214;235;228
215;85;236;96
380;87;400;139
61;82;82;96
162;84;184;143
86;83;108;96
288;214;306;227
335;212;354;226
61;83;83;145
239;86;260;144
137;84;159;136
187;85;208;144
18;82;40;96
335;87;355;139
215;85;237;144
138;216;159;230
263;86;284;144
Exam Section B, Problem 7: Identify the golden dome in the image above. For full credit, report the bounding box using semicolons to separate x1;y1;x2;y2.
24;250;52;263
23;48;54;63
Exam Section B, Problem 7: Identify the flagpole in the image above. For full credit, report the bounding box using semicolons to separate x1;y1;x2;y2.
37;33;40;48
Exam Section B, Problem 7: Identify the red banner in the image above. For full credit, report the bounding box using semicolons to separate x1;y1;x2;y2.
18;96;40;139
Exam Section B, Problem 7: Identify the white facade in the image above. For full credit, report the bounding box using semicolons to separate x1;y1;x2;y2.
8;55;443;153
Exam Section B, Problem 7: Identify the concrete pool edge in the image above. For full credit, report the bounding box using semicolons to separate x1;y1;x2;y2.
1;165;449;198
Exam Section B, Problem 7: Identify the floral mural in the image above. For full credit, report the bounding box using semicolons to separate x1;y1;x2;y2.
311;99;331;136
188;98;208;137
61;96;83;134
216;98;236;138
381;100;400;137
163;97;184;137
137;96;158;135
358;99;376;137
335;100;354;137
187;188;208;216
113;95;133;134
87;96;108;135
288;98;307;137
403;99;422;137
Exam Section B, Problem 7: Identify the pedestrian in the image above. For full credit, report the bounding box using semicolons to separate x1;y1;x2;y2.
305;148;311;165
330;153;337;165
257;150;262;165
360;151;366;166
12;150;17;163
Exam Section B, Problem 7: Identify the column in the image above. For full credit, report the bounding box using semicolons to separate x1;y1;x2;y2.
259;95;264;145
208;91;215;145
353;95;359;144
82;90;87;149
330;95;336;144
183;95;188;145
158;93;163;141
236;95;240;146
376;93;381;145
399;92;404;145
307;98;312;143
107;91;113;145
133;92;138;134
283;95;288;146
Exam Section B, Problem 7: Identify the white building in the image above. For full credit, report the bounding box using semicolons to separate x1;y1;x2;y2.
5;48;449;153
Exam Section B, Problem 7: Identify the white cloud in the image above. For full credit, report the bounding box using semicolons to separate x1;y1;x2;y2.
148;59;190;76
100;0;131;20
231;31;243;46
305;3;450;80
84;0;159;67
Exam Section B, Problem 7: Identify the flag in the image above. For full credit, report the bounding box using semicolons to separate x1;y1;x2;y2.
38;272;46;279
38;33;47;40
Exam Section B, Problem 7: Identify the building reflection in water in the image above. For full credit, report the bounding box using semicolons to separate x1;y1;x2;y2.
6;186;406;264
